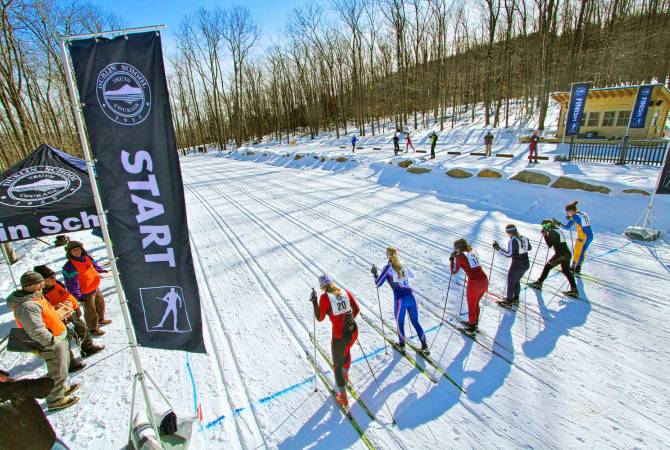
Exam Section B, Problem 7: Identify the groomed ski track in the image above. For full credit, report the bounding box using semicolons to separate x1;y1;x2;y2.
181;154;670;449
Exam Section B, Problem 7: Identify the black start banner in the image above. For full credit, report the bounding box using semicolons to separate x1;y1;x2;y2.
68;32;205;353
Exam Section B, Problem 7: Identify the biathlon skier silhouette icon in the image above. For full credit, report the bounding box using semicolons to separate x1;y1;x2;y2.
153;287;183;332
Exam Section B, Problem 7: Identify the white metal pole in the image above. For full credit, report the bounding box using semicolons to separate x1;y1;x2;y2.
642;139;670;229
1;244;17;289
65;24;165;41
59;37;162;443
623;86;638;139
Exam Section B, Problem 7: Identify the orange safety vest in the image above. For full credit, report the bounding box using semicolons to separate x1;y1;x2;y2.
44;281;79;310
14;295;67;337
71;256;101;294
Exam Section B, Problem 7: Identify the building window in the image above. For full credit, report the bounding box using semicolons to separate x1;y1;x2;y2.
616;110;631;127
587;112;601;127
602;111;616;126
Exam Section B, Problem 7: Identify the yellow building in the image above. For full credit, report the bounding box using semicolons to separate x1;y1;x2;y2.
552;84;670;140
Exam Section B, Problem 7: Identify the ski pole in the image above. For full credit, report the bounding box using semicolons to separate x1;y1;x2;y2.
526;234;544;282
478;251;496;327
483;251;496;303
356;338;397;425
458;276;466;318
428;269;453;352
524;234;544;321
375;287;388;354
311;288;318;392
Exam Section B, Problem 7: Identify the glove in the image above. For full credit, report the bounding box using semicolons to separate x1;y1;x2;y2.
449;251;456;262
309;289;317;303
492;241;500;251
553;218;564;227
371;265;379;279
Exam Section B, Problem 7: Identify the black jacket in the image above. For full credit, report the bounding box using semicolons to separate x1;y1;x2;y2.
544;228;571;257
497;236;531;267
0;378;58;450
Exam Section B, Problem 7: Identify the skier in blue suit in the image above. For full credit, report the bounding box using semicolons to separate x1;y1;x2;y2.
372;246;429;354
351;134;357;152
558;200;593;274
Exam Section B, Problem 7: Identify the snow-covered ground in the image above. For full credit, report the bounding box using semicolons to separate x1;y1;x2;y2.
2;104;670;448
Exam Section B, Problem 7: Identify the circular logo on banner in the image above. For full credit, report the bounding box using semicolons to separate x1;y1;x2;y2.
0;166;82;208
96;63;151;125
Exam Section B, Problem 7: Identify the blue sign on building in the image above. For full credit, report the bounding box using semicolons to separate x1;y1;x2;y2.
565;82;591;136
630;85;655;129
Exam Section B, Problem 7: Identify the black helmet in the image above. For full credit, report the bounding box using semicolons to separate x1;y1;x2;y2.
541;219;555;230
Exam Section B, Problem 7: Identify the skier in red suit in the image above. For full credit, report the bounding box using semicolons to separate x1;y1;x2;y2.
450;239;489;335
310;274;360;408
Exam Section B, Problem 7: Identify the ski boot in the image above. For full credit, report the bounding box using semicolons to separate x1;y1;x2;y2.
419;341;430;357
48;395;80;412
68;358;86;374
394;342;406;355
81;343;105;358
64;384;80;397
335;391;349;409
460;322;478;336
499;298;519;308
527;280;543;290
562;290;579;298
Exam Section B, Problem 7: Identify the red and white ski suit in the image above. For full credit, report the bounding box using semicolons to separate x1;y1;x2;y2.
450;252;489;326
314;289;360;388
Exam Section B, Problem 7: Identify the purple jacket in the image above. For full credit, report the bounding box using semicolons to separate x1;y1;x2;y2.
62;255;106;300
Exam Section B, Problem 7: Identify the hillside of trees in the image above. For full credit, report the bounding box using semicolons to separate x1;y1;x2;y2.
1;0;669;170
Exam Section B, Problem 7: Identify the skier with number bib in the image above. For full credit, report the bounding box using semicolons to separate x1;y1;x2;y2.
372;246;429;355
555;200;592;274
493;224;531;307
310;274;359;409
450;239;489;335
527;220;579;298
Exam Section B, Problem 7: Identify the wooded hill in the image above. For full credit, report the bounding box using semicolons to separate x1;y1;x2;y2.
1;0;669;170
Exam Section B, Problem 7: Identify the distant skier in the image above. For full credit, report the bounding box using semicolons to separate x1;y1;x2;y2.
372;247;428;354
528;130;540;163
484;131;494;157
556;200;592;274
493;224;531;307
527;220;579;297
393;133;400;155
310;274;359;409
405;131;416;153
351;134;357;153
450;239;489;335
430;132;438;159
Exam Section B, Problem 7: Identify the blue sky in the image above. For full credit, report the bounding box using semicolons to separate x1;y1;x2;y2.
91;0;327;54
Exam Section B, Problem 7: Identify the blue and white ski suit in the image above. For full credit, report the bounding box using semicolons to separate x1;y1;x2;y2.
563;211;593;268
375;264;426;346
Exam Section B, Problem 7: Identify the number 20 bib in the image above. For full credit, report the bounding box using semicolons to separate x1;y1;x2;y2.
327;292;352;316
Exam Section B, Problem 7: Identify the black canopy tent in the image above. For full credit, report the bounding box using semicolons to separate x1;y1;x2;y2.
0;144;98;243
